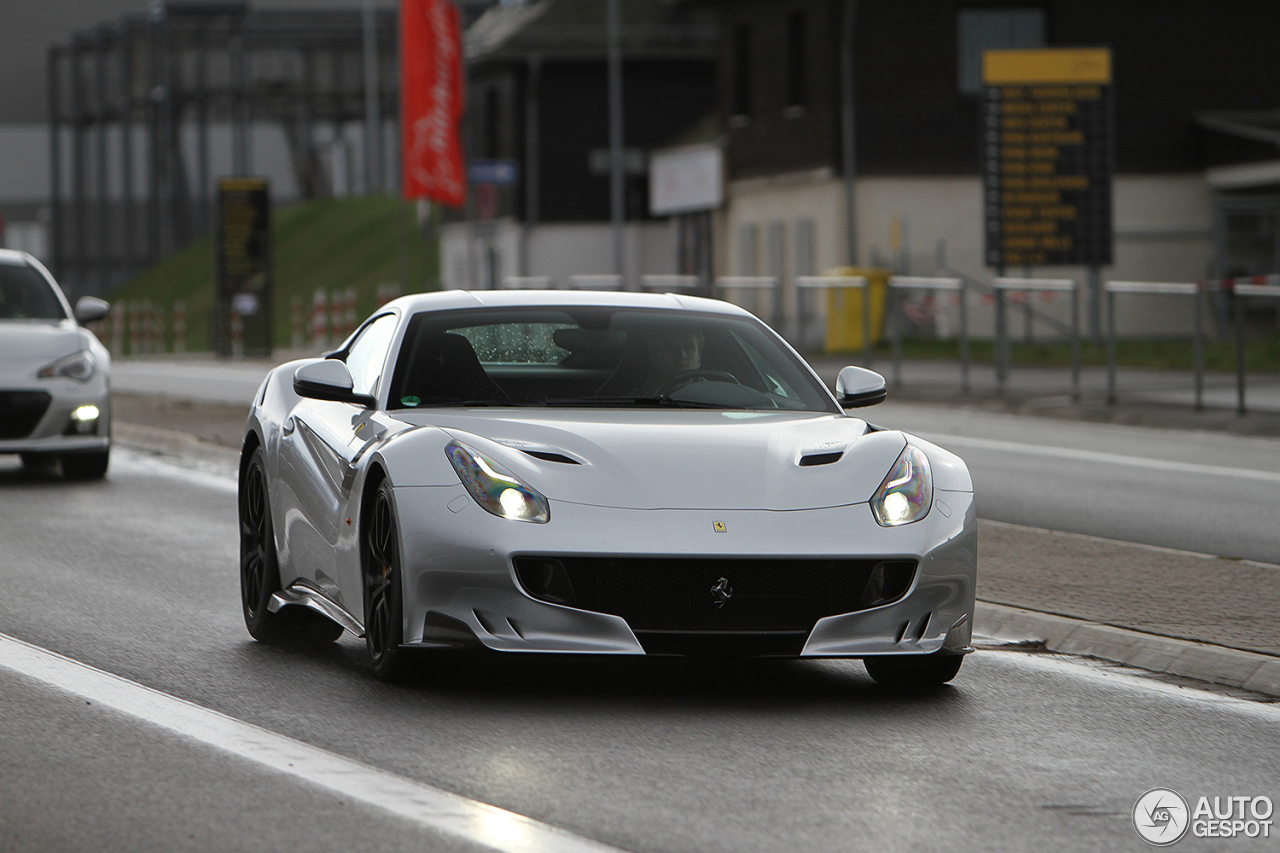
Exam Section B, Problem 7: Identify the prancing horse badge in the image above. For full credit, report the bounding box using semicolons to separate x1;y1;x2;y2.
712;521;727;533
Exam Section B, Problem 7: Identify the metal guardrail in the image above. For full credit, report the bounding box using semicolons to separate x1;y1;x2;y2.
502;276;552;290
1105;281;1203;409
640;274;700;293
567;274;623;291
1228;281;1280;414
888;276;968;393
794;276;870;363
993;277;1081;400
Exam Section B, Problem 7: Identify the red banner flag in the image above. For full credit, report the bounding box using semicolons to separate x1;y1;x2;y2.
401;0;465;206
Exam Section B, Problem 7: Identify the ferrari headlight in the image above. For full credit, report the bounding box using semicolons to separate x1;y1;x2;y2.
870;444;932;527
38;349;96;382
445;440;549;523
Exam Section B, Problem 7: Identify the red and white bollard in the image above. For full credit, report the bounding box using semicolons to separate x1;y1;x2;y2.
128;301;141;355
110;303;125;355
310;289;330;350
290;296;304;350
231;309;244;359
173;300;186;354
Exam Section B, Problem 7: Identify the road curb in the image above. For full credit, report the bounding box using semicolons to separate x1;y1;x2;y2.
975;601;1280;698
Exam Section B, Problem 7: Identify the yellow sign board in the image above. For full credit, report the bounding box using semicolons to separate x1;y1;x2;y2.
983;48;1112;85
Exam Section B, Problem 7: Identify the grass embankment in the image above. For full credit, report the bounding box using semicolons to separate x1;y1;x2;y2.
108;196;436;352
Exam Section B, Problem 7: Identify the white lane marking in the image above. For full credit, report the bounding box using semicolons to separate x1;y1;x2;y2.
917;431;1280;484
0;633;630;853
984;647;1280;722
977;518;1280;571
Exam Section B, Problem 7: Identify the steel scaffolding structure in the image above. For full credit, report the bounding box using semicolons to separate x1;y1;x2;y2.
48;2;398;298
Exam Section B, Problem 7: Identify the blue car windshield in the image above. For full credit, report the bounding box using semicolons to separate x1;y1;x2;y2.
0;264;66;321
388;306;840;413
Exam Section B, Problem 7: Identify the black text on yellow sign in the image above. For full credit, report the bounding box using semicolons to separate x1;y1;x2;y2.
981;49;1113;268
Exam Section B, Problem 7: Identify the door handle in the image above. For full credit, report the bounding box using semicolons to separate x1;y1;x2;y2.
282;416;296;436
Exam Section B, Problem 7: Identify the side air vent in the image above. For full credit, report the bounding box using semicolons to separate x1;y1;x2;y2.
521;450;581;465
798;451;843;467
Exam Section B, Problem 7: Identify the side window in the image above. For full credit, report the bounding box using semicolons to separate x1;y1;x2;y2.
343;314;398;398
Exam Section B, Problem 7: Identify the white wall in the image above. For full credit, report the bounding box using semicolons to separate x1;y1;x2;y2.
724;171;1218;340
441;219;678;290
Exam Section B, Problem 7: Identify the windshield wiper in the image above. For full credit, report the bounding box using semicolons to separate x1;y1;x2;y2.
544;396;742;409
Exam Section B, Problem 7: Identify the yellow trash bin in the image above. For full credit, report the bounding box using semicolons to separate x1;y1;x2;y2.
824;267;890;352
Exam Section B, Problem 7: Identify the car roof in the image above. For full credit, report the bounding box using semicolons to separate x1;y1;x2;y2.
0;249;32;267
380;288;755;317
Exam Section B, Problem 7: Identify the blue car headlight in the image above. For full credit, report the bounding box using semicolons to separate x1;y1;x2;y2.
38;349;96;382
445;440;550;523
870;444;932;527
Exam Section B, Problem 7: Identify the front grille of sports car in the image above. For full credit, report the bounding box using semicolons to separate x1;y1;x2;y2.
0;391;52;439
514;556;916;654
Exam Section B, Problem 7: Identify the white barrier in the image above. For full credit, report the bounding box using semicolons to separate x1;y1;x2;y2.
888;276;968;392
992;277;1081;399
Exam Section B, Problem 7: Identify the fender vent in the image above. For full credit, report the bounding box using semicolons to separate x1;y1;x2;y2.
799;451;843;467
521;450;580;465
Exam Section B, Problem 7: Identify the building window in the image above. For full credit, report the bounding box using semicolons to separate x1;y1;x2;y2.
786;10;807;109
732;22;752;118
957;8;1045;94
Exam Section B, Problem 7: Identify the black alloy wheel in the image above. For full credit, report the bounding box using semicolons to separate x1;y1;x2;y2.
864;652;964;688
364;479;410;680
239;446;342;644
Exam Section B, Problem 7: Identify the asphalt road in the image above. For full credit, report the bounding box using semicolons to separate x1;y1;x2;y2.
874;401;1280;565
1;448;1278;852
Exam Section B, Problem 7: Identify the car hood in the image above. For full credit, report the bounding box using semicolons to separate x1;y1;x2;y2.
390;409;907;511
0;321;84;360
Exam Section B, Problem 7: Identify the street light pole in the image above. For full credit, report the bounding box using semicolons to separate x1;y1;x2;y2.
840;0;859;269
607;0;624;282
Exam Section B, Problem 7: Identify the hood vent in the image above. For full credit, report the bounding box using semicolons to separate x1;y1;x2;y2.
798;451;844;467
521;449;581;465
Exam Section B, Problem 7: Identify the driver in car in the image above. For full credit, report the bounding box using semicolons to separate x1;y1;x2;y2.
631;327;704;396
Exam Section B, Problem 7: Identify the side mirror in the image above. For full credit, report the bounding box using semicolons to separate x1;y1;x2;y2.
74;296;110;325
293;359;376;408
835;365;887;408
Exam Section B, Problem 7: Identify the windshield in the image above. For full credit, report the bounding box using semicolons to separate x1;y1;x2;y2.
387;306;839;413
0;263;67;321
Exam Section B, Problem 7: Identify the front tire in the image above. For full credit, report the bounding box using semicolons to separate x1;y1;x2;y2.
864;652;964;687
363;479;411;681
240;446;343;645
61;449;109;480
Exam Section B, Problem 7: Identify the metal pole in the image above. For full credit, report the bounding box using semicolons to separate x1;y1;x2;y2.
1070;284;1080;401
196;30;210;232
995;288;1007;394
1235;285;1246;415
147;10;162;261
71;40;87;298
524;56;540;227
48;47;63;281
1106;288;1116;404
95;30;110;295
862;281;872;366
362;0;382;194
1193;284;1204;411
1088;265;1102;343
959;281;969;394
231;32;247;176
890;284;901;386
607;0;624;281
118;21;134;279
840;0;859;267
